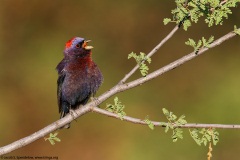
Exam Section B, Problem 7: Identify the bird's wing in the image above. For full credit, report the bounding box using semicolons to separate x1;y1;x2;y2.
57;73;66;113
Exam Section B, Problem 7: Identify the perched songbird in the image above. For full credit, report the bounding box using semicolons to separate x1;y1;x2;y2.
56;37;103;128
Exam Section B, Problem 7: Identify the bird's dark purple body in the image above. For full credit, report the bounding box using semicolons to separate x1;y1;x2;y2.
56;37;103;128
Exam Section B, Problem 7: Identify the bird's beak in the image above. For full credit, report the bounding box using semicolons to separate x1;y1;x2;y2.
82;40;94;50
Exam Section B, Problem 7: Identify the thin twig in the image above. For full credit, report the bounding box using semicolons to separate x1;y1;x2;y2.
119;25;179;84
93;106;240;129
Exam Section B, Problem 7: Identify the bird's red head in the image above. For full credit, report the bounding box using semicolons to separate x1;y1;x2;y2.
64;37;93;57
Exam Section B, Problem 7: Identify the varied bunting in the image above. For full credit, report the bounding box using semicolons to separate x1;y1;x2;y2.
56;37;103;128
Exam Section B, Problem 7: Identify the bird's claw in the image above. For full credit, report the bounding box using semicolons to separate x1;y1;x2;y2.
69;109;78;122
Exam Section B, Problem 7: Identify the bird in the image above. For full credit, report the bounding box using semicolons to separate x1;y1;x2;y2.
56;37;103;128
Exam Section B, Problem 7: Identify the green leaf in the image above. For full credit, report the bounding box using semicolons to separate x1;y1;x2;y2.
165;124;169;133
49;139;55;145
44;132;61;145
212;129;220;145
208;36;214;44
185;36;214;51
170;113;177;121
162;108;187;142
234;25;240;35
144;116;155;130
202;37;207;46
52;132;58;137
196;40;202;49
190;129;202;146
128;52;151;76
106;97;126;120
203;137;208;146
162;108;169;116
163;18;171;25
172;128;184;142
183;19;191;31
189;128;220;146
53;137;61;142
185;38;196;48
177;115;187;125
128;52;137;59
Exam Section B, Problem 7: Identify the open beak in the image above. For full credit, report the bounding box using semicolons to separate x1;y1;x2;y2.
82;40;93;50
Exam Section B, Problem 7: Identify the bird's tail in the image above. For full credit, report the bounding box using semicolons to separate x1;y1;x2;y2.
59;102;71;129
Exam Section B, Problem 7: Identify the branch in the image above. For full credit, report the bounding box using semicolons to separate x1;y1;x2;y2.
0;29;238;155
119;25;179;84
108;30;238;95
93;107;240;129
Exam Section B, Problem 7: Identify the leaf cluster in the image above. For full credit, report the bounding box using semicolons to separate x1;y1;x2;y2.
185;36;214;52
234;25;240;35
162;108;187;142
106;97;126;120
44;132;61;145
128;52;151;77
190;128;219;146
144;116;155;130
164;0;240;30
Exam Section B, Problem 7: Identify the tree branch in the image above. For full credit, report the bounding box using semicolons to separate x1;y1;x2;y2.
106;30;238;96
0;29;238;155
93;106;240;129
119;25;179;84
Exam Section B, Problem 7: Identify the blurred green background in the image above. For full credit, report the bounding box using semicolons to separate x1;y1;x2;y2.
0;0;240;159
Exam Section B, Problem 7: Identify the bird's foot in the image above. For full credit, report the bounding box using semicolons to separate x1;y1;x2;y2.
69;109;78;122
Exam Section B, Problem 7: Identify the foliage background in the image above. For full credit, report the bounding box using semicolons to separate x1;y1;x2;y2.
0;0;240;159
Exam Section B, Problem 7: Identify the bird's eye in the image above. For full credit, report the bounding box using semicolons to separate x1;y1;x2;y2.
76;44;80;48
